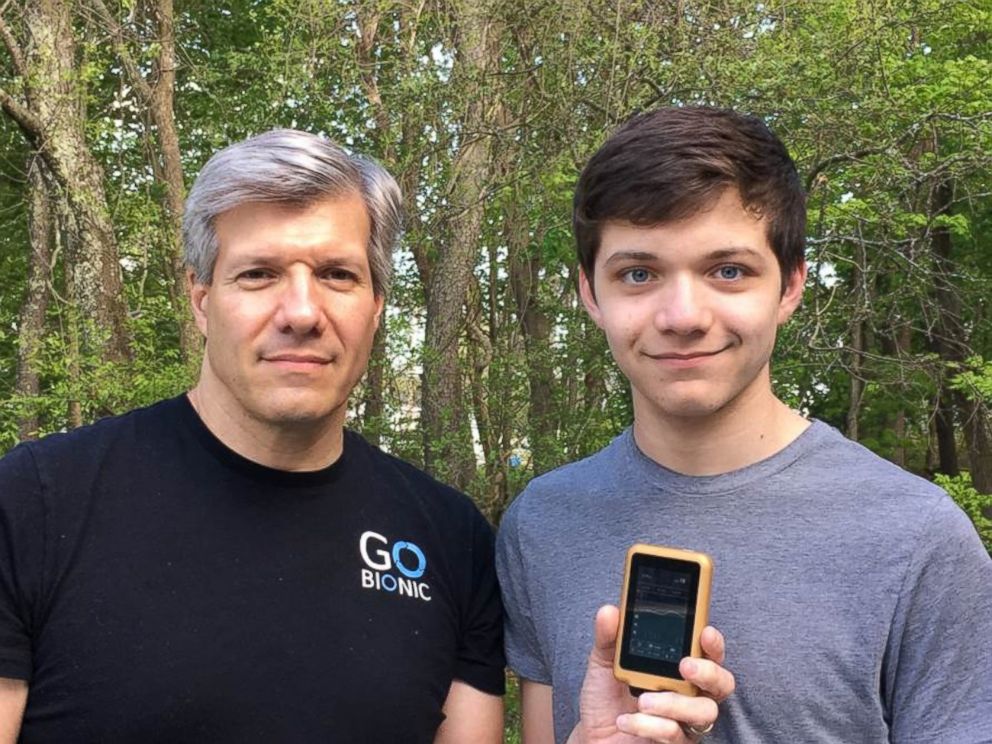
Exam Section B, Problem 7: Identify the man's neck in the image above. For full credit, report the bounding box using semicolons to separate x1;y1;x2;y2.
186;386;345;472
632;388;809;477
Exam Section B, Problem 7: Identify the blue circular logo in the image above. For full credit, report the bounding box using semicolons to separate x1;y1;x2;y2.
392;541;427;579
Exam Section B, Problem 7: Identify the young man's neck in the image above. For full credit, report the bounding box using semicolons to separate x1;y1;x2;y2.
632;387;809;477
186;385;345;473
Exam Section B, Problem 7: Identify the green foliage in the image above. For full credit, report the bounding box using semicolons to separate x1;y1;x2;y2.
0;0;990;526
949;357;992;403
934;472;992;554
0;311;195;453
504;671;522;744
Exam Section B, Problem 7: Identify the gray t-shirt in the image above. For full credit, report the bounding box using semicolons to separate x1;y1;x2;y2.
496;421;992;743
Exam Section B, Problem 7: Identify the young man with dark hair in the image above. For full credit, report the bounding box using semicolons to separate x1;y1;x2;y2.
497;107;992;743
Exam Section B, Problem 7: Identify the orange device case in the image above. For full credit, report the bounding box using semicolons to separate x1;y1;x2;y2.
613;543;713;696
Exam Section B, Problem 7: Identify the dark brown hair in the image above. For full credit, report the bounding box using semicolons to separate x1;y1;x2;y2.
573;106;806;290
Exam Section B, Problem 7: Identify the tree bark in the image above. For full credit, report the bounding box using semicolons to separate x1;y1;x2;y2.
960;399;992;493
931;389;960;476
147;0;199;364
466;293;501;516
879;321;912;467
354;6;393;446
15;156;53;440
925;176;965;476
2;0;133;362
420;0;500;489
508;210;557;475
87;0;199;363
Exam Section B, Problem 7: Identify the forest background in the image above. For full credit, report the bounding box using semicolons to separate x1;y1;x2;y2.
1;0;990;557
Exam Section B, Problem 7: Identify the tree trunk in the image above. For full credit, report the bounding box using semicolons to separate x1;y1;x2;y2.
1;0;133;362
508;211;556;475
85;0;198;363
845;234;870;441
15;156;53;440
148;0;199;364
466;296;500;516
845;319;864;442
55;190;85;429
361;326;388;447
932;390;960;476
354;6;394;446
927;178;964;476
879;321;912;467
960;398;992;493
420;1;499;489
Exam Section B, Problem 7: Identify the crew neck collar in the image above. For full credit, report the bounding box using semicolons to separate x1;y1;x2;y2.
173;394;354;488
621;419;833;496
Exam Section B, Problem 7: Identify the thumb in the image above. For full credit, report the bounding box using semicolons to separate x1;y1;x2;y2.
590;604;621;669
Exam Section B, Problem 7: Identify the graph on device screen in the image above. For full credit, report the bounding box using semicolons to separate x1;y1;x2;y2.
629;566;689;662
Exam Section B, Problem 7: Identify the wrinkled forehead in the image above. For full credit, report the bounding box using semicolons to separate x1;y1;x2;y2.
212;195;372;263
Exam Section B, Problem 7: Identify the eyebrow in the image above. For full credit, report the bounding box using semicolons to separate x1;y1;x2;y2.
602;246;765;266
602;251;660;267
704;246;766;261
226;253;365;269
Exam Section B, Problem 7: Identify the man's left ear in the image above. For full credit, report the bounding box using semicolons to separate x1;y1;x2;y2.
777;261;807;325
188;270;210;337
373;292;385;327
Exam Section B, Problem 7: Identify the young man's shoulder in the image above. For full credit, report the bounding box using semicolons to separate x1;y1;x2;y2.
798;420;947;504
500;431;629;532
767;421;977;557
503;421;966;539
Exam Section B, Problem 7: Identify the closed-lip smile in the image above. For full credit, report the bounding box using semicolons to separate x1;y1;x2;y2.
263;353;332;365
644;346;729;361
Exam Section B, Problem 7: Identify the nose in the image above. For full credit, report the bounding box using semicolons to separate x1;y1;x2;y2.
653;274;713;335
275;272;324;335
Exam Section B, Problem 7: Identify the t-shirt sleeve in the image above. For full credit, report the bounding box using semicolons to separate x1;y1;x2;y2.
883;494;992;742
0;444;45;681
452;508;506;695
495;497;551;684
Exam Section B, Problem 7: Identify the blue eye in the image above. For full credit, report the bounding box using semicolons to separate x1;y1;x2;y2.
622;268;652;284
717;265;743;280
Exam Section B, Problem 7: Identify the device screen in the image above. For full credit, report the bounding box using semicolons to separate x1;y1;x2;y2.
618;553;700;678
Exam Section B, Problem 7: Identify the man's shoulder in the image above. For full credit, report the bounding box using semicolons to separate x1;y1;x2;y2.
343;430;487;521
3;396;183;470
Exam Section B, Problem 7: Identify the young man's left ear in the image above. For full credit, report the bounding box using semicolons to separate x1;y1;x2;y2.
578;268;604;329
777;261;807;325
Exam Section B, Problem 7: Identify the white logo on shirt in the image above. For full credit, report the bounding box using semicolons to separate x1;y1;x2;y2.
359;530;432;602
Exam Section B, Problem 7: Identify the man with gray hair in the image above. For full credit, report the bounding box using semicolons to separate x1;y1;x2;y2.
0;130;505;743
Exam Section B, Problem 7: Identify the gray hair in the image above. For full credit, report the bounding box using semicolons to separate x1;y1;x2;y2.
182;129;402;297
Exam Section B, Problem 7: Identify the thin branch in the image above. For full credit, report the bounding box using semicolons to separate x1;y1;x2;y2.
804;110;992;190
83;0;153;102
0;13;27;79
0;84;44;140
805;143;901;192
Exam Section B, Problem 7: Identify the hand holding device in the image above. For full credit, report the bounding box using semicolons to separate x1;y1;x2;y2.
568;545;730;743
570;606;732;743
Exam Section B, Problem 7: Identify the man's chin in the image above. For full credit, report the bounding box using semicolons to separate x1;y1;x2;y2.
247;395;344;428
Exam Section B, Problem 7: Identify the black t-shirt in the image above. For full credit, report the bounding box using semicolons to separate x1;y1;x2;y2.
0;396;504;743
